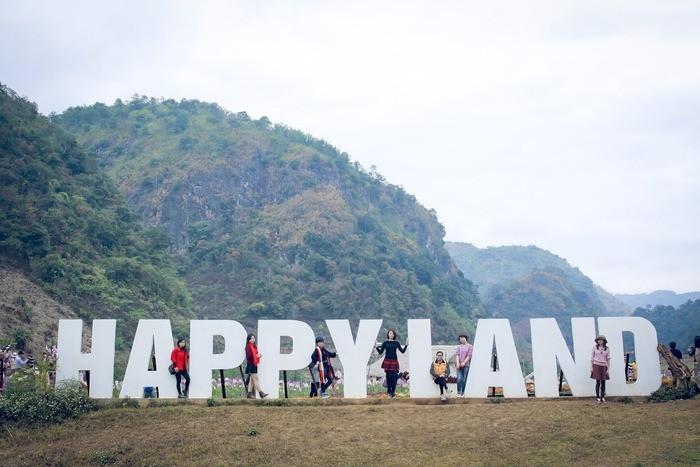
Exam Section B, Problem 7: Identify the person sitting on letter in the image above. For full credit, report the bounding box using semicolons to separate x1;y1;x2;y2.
430;350;451;402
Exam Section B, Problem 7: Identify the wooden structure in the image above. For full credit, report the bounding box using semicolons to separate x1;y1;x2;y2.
657;344;692;389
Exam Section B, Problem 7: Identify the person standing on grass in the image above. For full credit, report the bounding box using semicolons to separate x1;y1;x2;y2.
455;334;473;398
309;336;336;398
245;333;268;399
13;350;28;369
170;339;190;399
430;350;451;401
590;335;610;403
376;329;407;398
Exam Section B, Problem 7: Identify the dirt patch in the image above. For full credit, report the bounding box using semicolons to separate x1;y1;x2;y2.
0;267;80;352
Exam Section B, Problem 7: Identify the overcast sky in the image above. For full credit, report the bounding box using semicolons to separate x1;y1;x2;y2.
1;1;698;293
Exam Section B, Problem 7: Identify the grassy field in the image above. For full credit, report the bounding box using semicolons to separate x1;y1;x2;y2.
7;397;700;466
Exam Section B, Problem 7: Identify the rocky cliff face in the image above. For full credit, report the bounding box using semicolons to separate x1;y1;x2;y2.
56;98;483;340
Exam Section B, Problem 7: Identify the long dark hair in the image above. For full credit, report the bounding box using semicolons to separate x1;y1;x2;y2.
176;338;187;350
246;333;256;344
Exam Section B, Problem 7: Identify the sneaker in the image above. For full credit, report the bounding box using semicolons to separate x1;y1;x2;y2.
259;391;268;399
440;394;446;402
457;394;463;398
321;393;330;399
178;394;185;399
596;398;601;403
601;398;607;403
246;392;254;399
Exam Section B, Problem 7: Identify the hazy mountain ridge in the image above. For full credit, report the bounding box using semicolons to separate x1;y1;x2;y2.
445;241;698;350
616;290;700;310
445;241;621;319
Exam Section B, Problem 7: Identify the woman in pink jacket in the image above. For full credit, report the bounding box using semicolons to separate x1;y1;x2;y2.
590;335;611;403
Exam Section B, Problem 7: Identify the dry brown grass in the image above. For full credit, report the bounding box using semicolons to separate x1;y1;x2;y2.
7;397;700;466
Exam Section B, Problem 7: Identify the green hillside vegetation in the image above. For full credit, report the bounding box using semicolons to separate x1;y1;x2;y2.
486;267;606;321
445;242;622;357
55;96;483;340
0;84;191;349
633;299;700;349
445;242;609;317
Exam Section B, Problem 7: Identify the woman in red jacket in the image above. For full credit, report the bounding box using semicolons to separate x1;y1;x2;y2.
245;334;268;399
170;338;190;398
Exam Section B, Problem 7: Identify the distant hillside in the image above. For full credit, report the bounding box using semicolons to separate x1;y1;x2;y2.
617;290;700;310
445;242;621;318
595;285;631;315
0;84;191;350
633;299;700;348
55;96;484;340
444;242;625;359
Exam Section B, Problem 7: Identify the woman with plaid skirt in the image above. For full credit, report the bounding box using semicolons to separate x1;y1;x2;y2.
590;335;611;403
376;329;407;398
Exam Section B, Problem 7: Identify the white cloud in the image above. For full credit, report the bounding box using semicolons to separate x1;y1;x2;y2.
1;0;698;293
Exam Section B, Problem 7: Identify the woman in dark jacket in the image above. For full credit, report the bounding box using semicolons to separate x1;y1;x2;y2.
245;333;268;399
376;329;407;398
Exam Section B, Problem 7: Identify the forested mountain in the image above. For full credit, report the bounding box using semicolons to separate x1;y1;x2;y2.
445;242;621;317
633;299;700;349
617;290;700;310
55;96;484;340
0;84;191;350
445;242;629;356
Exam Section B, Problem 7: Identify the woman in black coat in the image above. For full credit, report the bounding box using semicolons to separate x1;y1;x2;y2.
376;329;407;398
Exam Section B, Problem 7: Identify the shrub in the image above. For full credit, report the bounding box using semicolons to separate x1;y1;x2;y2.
13;327;28;350
118;397;140;409
0;384;96;424
649;385;699;402
89;447;127;465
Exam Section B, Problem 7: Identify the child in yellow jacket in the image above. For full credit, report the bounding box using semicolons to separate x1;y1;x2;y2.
430;351;451;401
